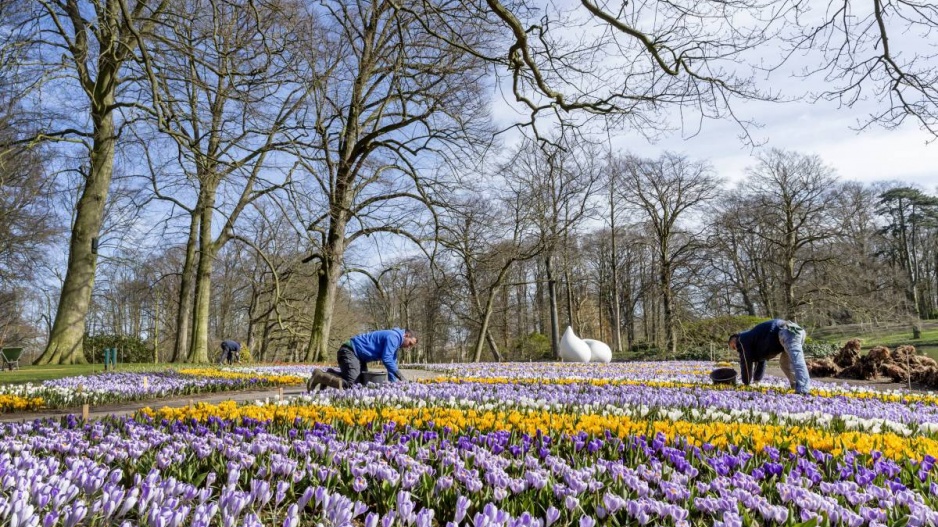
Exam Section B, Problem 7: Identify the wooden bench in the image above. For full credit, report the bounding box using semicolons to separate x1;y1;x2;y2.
1;347;23;370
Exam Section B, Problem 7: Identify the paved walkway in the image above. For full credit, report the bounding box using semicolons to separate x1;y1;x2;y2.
0;368;442;424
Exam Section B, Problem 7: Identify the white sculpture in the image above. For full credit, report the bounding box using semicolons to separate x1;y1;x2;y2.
583;339;613;363
559;326;591;362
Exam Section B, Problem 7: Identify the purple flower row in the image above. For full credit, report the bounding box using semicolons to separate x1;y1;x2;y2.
0;371;280;410
0;415;935;526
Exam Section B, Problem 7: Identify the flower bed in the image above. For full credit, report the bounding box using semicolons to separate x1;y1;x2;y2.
1;361;936;526
0;368;305;412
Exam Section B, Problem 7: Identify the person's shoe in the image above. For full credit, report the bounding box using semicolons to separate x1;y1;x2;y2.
307;369;327;392
307;368;345;392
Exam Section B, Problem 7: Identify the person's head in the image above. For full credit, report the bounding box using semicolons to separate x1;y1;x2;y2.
727;334;739;352
402;329;418;349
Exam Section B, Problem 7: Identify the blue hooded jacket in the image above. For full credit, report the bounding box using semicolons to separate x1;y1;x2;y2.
349;328;405;382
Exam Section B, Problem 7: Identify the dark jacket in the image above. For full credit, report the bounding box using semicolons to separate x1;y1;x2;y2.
221;340;241;352
736;319;786;384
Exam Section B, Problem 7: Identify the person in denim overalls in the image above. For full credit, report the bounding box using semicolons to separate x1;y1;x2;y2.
728;319;811;394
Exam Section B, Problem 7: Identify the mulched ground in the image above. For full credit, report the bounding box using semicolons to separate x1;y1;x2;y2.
805;339;938;391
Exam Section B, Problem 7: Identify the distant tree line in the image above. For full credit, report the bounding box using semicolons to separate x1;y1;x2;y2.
1;0;938;363
359;145;938;362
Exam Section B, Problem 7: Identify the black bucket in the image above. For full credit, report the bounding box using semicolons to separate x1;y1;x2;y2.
710;367;738;385
361;371;388;385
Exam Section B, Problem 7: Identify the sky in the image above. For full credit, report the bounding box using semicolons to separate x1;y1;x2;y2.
614;98;938;191
485;0;938;192
489;87;938;192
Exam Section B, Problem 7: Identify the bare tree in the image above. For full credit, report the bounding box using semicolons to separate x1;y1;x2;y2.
138;0;310;362
16;0;170;365
504;136;601;357
709;196;777;317
411;0;787;140
293;0;490;361
741;149;841;320
806;181;901;324
416;1;938;140
614;152;721;355
781;0;938;136
0;129;59;288
438;192;542;362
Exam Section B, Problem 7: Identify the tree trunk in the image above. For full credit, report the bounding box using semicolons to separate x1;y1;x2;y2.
501;283;510;351
564;266;575;329
485;329;503;361
546;256;561;359
306;230;347;362
610;229;622;354
171;210;199;362
34;96;117;365
153;289;161;363
188;185;218;363
535;264;546;335
472;290;499;362
784;234;797;320
660;260;676;355
247;283;260;357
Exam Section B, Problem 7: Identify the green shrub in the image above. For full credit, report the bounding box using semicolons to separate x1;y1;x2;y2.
673;346;712;360
239;346;253;363
511;332;552;360
83;334;153;363
673;345;737;362
628;342;662;360
804;341;839;358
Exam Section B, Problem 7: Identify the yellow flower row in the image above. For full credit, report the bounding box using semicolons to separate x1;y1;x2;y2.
423;376;938;406
0;394;44;412
177;368;305;385
141;400;938;462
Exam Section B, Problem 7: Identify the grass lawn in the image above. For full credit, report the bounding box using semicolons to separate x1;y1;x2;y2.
0;363;169;385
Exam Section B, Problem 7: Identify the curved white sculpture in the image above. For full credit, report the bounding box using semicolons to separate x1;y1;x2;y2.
583;339;613;363
559;326;591;362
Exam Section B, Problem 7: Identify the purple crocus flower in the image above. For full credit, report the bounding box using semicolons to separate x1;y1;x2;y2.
63;502;87;527
544;506;561;527
453;496;471;524
282;504;299;527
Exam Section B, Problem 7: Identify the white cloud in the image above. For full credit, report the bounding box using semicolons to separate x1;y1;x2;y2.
609;97;938;190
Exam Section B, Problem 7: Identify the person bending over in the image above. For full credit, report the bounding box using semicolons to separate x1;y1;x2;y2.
220;340;241;365
728;319;810;394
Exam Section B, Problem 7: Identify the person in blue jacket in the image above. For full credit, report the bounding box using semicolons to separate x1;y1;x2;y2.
728;319;811;394
308;328;417;390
